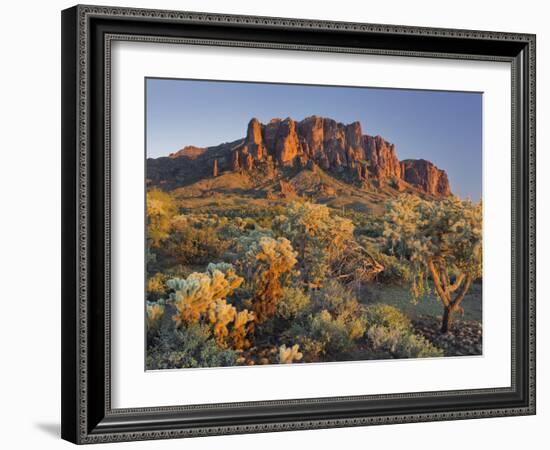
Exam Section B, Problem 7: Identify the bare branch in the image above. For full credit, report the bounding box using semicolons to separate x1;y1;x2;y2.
451;273;473;308
428;258;450;307
448;273;466;293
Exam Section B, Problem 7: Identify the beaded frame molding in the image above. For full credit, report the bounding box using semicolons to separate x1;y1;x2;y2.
61;4;536;444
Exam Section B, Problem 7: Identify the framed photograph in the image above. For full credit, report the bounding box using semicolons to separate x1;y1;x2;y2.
61;5;536;444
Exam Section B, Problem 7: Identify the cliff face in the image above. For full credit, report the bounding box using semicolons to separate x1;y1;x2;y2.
229;116;451;197
363;135;401;180
149;116;452;197
400;159;451;197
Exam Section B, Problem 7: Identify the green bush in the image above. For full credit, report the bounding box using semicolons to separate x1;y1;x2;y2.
276;287;311;320
273;201;355;288
162;217;230;266
363;303;443;359
288;335;325;362
364;303;411;332
367;325;443;358
146;323;238;369
308;310;355;356
375;252;411;284
359;239;411;284
312;280;357;314
281;281;368;360
312;281;367;340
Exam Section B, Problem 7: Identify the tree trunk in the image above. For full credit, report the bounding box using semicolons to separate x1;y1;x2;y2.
441;305;454;333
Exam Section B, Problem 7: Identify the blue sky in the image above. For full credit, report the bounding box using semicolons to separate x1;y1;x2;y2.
146;78;482;200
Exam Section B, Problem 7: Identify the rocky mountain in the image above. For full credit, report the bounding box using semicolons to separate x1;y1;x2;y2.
147;116;451;197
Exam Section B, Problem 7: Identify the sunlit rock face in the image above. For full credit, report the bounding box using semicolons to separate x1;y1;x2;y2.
152;115;451;197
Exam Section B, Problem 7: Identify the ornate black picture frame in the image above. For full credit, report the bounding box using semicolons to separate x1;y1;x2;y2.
61;4;536;444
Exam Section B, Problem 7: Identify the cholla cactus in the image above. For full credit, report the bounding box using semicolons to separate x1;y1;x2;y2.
207;298;254;350
168;265;243;326
208;298;237;346
166;264;254;350
146;273;168;301
245;236;298;323
146;301;165;329
230;309;255;350
383;195;482;333
278;344;303;364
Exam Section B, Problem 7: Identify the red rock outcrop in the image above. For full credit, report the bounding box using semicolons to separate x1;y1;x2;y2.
274;119;301;165
227;116;451;196
160;116;451;197
212;159;218;177
363;135;401;180
297;116;324;156
169;145;206;159
400;159;451;197
243;118;267;160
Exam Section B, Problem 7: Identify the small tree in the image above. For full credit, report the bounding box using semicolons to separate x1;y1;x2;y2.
383;195;482;333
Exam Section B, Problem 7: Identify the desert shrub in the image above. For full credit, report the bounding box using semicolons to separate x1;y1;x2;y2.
290;336;325;362
367;325;443;358
273;201;355;287
313;280;357;313
280;281;368;361
364;304;411;332
312;281;367;340
363;303;443;358
146;272;168;301
356;214;385;238
222;205;287;229
146;323;238;369
357;239;411;284
146;300;165;338
374;252;411;284
285;308;361;360
308;310;356;355
243;236;298;323
394;332;444;358
367;325;402;352
146;188;177;247
276;287;311;320
162;214;230;266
